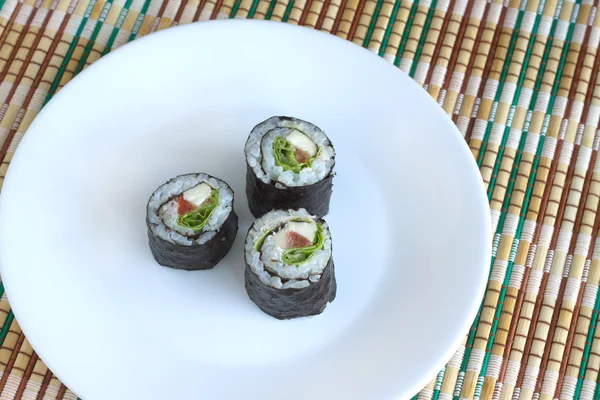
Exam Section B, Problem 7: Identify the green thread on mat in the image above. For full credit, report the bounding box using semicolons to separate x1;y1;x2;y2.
434;367;445;392
475;11;554;380
473;375;485;399
0;311;14;347
247;0;263;18
44;0;98;104
282;0;295;22
454;371;464;397
486;0;576;284
128;0;154;41
0;0;8;14
73;0;115;77
480;0;574;388
230;0;244;17
103;0;136;54
409;0;437;78
451;0;580;396
451;307;483;399
362;0;385;47
574;274;600;398
378;0;402;57
466;1;577;396
430;366;445;400
264;0;279;19
451;0;530;393
393;0;419;66
474;0;528;166
486;0;548;199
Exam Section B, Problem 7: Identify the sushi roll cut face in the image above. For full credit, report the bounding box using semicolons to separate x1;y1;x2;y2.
245;116;335;188
245;209;332;289
146;173;238;270
147;173;233;245
244;209;336;319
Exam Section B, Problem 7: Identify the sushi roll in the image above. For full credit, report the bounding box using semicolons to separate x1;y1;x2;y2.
244;116;335;218
244;208;336;319
146;173;238;271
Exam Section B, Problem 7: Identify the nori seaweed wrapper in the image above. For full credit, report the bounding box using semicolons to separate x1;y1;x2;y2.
244;256;337;320
244;116;335;218
245;165;333;218
146;206;238;271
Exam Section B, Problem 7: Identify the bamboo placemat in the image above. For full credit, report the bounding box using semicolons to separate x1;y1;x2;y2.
0;0;599;398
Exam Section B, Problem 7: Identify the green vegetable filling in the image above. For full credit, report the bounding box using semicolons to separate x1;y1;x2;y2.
281;224;325;265
272;135;319;173
253;219;325;266
178;189;219;233
254;228;274;252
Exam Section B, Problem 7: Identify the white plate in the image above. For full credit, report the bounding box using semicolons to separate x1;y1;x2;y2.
0;20;490;400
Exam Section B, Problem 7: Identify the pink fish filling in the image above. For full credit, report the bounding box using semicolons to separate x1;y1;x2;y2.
286;231;313;248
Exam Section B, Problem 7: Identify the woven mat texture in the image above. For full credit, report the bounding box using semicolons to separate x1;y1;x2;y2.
1;0;600;399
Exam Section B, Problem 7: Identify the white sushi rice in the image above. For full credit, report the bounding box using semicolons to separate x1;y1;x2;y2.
147;173;234;246
244;116;335;187
244;209;332;289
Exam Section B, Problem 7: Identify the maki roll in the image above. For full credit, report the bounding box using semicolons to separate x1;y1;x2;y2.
244;208;336;319
146;173;238;271
244;116;335;218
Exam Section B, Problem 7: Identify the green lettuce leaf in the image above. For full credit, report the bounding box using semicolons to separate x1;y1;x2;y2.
178;189;219;233
281;223;325;265
273;136;318;173
254;227;275;251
